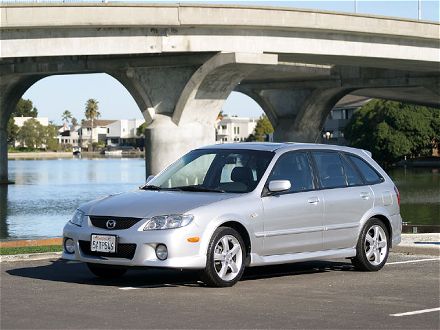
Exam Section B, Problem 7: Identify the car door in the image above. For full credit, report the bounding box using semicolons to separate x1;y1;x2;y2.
261;151;324;255
311;151;374;250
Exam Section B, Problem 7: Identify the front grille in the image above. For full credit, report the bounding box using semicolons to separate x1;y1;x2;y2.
89;216;142;230
79;240;136;259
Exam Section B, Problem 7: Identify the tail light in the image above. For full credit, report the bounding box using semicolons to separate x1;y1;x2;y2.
394;186;400;206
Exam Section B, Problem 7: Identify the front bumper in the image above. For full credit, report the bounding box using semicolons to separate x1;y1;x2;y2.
62;220;207;269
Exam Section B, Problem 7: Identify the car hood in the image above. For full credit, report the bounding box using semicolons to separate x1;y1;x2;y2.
82;189;236;218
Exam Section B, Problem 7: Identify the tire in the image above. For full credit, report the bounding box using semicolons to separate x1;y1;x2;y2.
351;218;390;271
87;263;127;278
201;227;246;287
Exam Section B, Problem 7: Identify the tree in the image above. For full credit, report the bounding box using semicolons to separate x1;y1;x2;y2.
136;122;148;137
247;114;274;141
6;118;19;145
84;99;101;150
14;98;38;117
43;124;59;151
71;117;78;127
7;98;38;146
17;118;44;149
344;99;439;165
61;110;73;124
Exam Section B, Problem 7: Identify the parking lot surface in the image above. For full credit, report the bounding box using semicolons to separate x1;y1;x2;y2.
1;253;439;329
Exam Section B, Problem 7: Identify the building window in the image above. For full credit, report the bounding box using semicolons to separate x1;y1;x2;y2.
107;128;110;133
222;125;227;130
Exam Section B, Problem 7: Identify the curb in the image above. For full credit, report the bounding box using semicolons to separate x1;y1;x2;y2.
393;245;440;256
0;252;62;263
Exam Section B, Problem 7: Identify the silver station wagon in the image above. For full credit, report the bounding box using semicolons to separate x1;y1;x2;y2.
63;143;402;287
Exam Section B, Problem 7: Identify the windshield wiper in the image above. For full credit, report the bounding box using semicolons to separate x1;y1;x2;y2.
141;185;162;191
174;186;225;193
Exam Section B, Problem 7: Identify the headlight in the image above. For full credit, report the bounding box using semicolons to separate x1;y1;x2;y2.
70;209;85;227
143;214;194;231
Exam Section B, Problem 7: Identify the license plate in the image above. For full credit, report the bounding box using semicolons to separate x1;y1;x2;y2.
91;234;117;253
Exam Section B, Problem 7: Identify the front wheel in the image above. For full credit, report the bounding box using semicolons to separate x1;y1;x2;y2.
351;218;389;271
201;227;246;287
87;263;127;278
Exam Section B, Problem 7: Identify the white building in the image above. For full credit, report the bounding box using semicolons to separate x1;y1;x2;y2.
57;123;80;147
216;116;257;143
106;119;145;147
78;119;117;147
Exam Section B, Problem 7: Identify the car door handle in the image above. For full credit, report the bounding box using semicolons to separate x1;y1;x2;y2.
307;197;320;205
360;192;371;200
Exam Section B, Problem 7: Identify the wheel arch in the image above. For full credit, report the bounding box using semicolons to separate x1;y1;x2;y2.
219;221;252;262
369;214;393;248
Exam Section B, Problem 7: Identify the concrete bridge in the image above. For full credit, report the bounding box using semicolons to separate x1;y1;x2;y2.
1;3;439;183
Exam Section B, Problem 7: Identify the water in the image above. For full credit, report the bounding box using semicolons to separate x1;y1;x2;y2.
1;157;145;239
388;167;440;226
0;159;438;239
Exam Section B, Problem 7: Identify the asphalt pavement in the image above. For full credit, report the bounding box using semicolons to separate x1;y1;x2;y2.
1;252;439;329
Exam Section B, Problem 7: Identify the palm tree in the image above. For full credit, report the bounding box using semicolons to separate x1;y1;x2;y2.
84;99;101;151
61;110;72;124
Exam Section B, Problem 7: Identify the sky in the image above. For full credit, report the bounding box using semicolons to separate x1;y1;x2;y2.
20;0;440;124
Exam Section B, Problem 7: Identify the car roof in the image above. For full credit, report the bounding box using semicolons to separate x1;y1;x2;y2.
198;142;371;157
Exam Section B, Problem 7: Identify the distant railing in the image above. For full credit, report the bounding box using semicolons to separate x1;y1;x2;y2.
403;224;440;234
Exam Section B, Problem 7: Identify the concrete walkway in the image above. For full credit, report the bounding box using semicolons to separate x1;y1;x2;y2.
394;233;440;256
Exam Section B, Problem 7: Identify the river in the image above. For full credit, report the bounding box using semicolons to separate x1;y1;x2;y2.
0;157;438;239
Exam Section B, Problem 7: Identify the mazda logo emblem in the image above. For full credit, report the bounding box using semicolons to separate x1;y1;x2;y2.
106;219;116;229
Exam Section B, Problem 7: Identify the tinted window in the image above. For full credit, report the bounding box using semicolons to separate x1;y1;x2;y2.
312;151;346;189
348;155;383;184
268;152;314;193
341;155;363;186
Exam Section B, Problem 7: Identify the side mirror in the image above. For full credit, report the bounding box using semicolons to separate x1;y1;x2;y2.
268;180;291;193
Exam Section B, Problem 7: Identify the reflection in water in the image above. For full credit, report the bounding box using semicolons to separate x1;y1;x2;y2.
4;157;145;239
0;185;8;238
2;159;439;240
388;167;440;226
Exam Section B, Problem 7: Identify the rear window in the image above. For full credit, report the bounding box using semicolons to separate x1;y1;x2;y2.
347;155;383;184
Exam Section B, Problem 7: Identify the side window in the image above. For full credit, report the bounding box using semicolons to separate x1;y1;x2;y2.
268;152;314;193
347;155;383;184
341;155;363;186
312;151;346;189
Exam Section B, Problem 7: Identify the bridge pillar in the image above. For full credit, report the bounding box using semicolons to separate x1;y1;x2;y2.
112;65;215;175
240;87;351;143
0;124;8;184
113;52;278;175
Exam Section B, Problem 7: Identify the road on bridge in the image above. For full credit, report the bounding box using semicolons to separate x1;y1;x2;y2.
1;253;439;329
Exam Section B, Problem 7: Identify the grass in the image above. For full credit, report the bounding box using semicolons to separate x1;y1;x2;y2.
0;245;63;255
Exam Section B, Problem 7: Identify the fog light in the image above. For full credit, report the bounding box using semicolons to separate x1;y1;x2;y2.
64;238;75;254
155;244;168;260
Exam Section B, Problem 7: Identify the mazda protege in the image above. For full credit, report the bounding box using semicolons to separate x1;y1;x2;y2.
62;143;402;287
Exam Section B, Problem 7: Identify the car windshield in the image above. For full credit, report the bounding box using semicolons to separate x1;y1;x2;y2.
145;148;275;193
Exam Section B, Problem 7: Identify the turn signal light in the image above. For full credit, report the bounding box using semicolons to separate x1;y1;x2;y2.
187;237;200;243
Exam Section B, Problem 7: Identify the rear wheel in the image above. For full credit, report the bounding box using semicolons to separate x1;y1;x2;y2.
201;227;246;287
87;263;127;278
351;218;389;271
